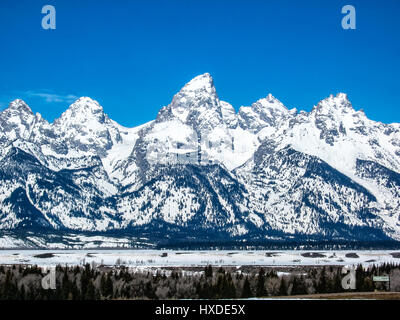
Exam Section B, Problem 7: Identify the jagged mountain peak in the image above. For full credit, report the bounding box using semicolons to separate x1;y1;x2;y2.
5;99;34;115
64;96;104;115
313;92;354;115
180;73;216;96
0;100;38;144
1;100;50;129
48;97;123;157
171;73;219;109
263;93;280;103
157;73;221;125
238;94;295;133
253;94;290;113
54;97;107;126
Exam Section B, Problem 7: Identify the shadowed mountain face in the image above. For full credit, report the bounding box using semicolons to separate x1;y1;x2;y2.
0;73;400;247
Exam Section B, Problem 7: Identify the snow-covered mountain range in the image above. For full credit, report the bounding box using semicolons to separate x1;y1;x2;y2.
1;73;400;247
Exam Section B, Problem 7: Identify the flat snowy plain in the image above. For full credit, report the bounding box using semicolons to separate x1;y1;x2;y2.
0;250;398;268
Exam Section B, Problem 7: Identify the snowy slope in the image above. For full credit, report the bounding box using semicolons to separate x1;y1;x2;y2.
0;73;400;247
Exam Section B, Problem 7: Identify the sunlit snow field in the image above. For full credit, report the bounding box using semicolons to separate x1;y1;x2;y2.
0;250;398;268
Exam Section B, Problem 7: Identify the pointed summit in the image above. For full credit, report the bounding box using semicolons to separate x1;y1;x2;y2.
255;94;288;112
54;97;106;126
178;73;217;98
68;97;104;113
157;73;221;124
6;99;34;115
174;73;218;105
52;97;121;156
238;94;293;133
0;99;36;142
313;92;354;115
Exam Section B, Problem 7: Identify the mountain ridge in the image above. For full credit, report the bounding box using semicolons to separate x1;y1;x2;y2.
1;73;400;248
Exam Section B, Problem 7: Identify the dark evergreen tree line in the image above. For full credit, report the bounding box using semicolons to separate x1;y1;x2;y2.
0;263;398;300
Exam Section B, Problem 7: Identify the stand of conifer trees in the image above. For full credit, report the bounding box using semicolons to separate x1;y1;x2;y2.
0;263;398;300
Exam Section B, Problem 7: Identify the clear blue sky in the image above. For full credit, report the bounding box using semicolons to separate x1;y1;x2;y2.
0;0;399;127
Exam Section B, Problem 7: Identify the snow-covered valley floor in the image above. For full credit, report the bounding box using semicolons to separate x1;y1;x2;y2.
0;250;398;268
